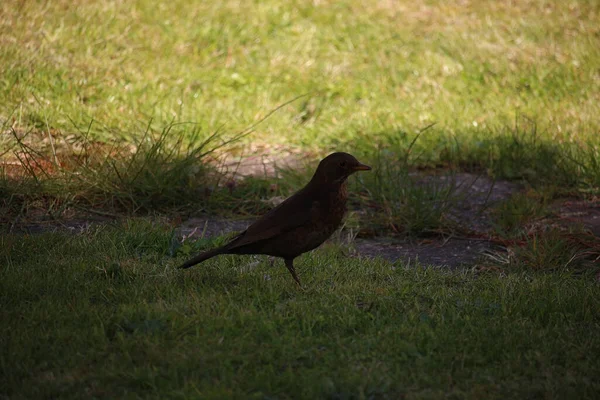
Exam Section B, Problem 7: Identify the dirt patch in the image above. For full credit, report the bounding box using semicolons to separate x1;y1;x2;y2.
219;144;309;177
552;198;600;236
426;172;522;234
3;212;114;235
176;216;498;268
353;237;498;268
175;198;505;268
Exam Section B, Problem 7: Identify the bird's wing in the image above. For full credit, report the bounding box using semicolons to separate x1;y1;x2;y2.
226;187;319;250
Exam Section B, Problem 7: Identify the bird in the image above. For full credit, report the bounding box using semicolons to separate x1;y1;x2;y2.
178;152;371;286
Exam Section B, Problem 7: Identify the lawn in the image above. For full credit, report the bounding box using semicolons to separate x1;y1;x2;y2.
2;0;599;147
2;221;600;399
2;0;600;398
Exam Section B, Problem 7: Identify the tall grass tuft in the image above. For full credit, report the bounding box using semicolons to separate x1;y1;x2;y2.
0;121;272;221
351;126;463;236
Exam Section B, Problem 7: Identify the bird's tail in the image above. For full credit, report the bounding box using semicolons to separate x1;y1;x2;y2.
178;247;226;269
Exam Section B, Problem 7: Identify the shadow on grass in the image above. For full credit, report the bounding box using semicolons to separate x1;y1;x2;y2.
2;115;600;242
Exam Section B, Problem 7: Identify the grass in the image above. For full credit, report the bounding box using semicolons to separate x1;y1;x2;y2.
490;189;551;237
2;0;600;226
2;2;600;397
356;138;462;236
2;0;599;145
0;121;285;220
2;220;600;399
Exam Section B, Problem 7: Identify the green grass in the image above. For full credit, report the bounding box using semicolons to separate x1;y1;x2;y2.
2;0;599;146
491;190;551;237
2;3;600;398
2;0;600;229
2;220;600;399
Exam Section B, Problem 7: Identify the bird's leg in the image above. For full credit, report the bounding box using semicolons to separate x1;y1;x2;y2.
284;258;302;286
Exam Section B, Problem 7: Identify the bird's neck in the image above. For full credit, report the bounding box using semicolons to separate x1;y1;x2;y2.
310;171;348;186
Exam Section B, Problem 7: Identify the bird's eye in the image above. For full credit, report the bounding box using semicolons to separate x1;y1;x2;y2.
340;161;347;168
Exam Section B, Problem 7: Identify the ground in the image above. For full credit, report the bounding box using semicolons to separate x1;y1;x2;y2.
7;167;600;271
2;0;600;398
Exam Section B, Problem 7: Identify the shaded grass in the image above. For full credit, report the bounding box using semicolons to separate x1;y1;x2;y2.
509;229;590;271
491;189;552;238
3;119;600;241
352;131;463;236
483;226;600;274
2;220;600;399
0;122;282;221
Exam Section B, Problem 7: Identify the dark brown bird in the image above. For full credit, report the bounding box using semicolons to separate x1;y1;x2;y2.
178;152;371;285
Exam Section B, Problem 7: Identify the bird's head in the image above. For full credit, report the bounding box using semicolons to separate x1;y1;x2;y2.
312;152;371;184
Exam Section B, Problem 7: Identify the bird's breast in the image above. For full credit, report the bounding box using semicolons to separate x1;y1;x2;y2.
325;182;348;219
313;182;348;234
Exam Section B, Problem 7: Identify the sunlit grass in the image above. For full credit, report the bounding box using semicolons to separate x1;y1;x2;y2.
1;0;598;148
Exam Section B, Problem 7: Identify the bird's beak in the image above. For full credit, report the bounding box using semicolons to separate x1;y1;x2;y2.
352;162;372;171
